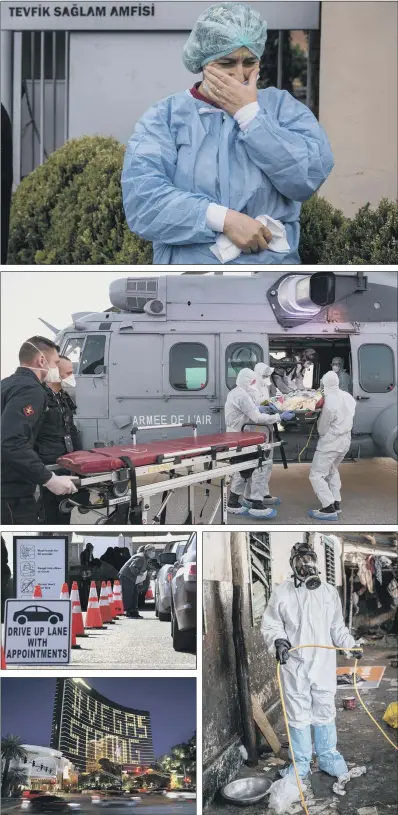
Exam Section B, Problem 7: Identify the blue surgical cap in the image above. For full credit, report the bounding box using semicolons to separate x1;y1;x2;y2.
182;2;268;74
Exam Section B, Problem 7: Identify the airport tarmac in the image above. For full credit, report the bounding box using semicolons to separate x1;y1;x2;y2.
71;457;398;526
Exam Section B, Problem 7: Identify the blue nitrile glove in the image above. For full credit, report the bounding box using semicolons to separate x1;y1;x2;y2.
264;402;280;415
259;405;274;414
280;411;296;421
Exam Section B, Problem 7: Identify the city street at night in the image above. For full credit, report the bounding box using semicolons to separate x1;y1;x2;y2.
1;679;196;811
1;799;196;814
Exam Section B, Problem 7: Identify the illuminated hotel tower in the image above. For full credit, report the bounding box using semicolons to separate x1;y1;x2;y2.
51;679;154;772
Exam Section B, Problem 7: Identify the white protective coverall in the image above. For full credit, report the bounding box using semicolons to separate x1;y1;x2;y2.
332;357;353;394
261;578;356;729
253;363;274;404
225;368;280;501
309;371;356;508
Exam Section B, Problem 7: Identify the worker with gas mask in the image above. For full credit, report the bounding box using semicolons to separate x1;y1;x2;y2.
330;357;352;394
261;542;362;783
118;544;157;620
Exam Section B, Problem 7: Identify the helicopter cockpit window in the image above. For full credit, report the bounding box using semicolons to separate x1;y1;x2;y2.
170;343;208;391
80;336;106;376
358;344;395;393
60;337;85;372
226;343;263;390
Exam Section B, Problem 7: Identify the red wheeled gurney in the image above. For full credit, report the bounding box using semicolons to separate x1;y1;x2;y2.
55;423;285;525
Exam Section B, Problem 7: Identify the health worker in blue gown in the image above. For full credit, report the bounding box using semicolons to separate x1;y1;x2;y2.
122;2;334;266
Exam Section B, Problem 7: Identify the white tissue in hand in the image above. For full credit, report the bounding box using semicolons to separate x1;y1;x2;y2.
210;214;290;264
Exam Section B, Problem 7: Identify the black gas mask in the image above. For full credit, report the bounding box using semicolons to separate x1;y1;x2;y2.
290;543;321;590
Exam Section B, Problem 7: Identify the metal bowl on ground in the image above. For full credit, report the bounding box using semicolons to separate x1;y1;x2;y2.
221;777;271;806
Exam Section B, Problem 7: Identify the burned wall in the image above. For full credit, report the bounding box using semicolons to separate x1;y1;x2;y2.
203;533;278;804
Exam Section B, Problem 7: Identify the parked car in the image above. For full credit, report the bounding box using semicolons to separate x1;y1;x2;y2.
170;533;197;652
155;540;189;621
21;795;78;813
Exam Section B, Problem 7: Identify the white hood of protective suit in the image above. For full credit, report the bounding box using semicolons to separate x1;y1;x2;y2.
236;368;258;399
321;370;340;393
225;367;280;432
317;371;356;448
254;362;274;404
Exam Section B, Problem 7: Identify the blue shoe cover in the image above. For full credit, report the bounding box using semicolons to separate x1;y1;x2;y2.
227;504;248;515
308;509;338;521
313;723;348;777
248;507;277;519
280;726;312;779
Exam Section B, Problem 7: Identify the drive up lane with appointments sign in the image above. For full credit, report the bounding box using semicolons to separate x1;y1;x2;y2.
4;600;71;665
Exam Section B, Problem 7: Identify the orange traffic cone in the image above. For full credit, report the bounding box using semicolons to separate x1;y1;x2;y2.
71;605;82;649
106;581;117;619
60;582;69;600
85;582;106;630
113;581;124;615
99;581;113;624
1;646;6;670
70;582;87;637
33;584;42;599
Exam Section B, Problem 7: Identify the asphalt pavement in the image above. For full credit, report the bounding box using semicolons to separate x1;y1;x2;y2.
0;802;195;815
1;604;196;671
71;457;398;525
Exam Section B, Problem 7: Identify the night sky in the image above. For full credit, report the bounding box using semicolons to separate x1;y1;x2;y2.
1;678;196;759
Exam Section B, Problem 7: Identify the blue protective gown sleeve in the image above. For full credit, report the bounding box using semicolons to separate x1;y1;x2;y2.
237;90;334;202
122;102;217;245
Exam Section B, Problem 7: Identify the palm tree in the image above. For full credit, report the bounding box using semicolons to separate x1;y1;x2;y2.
1;735;27;798
7;768;29;796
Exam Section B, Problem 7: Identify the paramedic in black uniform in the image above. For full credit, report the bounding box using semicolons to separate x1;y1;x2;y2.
1;337;77;524
35;355;82;524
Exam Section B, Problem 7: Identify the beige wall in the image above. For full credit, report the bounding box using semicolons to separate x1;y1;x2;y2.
319;1;398;215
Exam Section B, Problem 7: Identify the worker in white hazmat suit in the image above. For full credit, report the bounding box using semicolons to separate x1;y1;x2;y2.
253;362;274;404
330;356;353;394
308;370;356;521
261;542;363;782
225;368;291;518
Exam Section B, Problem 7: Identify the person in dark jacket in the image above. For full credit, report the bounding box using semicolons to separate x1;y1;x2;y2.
1;104;13;265
80;541;95;611
1;537;11;623
100;547;118;569
35;355;82;524
118;544;157;619
1;337;77;524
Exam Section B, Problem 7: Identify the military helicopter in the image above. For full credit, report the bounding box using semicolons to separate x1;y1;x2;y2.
44;271;397;463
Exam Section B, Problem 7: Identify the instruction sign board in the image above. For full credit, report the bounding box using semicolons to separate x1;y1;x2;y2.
4;599;71;665
13;536;68;600
336;665;386;690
